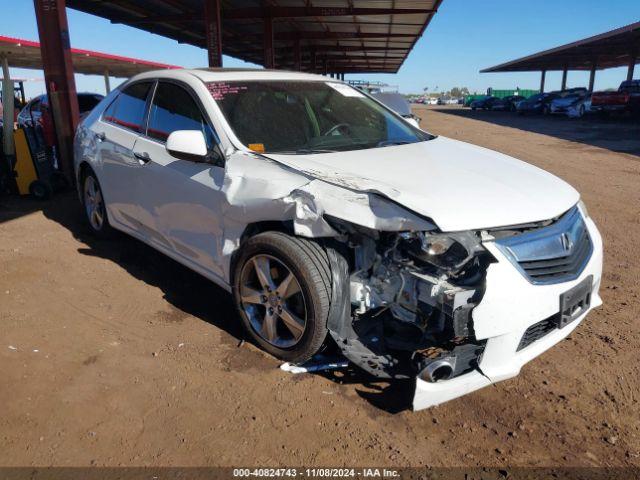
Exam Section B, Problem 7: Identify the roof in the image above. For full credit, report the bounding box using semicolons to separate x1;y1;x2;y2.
482;21;640;73
132;67;332;83
65;0;443;74
0;35;180;77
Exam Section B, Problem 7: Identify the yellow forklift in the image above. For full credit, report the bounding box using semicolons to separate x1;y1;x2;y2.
13;126;58;200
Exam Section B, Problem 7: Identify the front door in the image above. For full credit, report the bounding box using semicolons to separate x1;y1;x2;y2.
132;81;227;279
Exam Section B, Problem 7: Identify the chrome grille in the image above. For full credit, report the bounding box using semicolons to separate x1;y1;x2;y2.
495;207;593;285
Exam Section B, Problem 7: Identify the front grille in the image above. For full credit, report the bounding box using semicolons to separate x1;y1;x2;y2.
517;316;557;351
495;207;593;285
518;227;592;282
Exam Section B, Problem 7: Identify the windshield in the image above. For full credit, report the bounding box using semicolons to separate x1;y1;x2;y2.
209;81;431;154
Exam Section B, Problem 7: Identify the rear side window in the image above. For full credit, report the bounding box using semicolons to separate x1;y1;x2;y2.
146;82;216;147
78;94;103;113
103;82;152;132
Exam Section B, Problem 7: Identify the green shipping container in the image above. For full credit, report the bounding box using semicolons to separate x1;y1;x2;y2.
487;88;539;99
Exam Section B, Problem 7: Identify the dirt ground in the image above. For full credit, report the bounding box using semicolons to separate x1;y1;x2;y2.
1;106;639;468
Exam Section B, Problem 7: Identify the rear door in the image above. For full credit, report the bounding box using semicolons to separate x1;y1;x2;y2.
132;80;227;278
93;81;153;231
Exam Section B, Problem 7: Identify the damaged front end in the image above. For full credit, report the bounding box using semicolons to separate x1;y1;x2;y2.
324;219;493;387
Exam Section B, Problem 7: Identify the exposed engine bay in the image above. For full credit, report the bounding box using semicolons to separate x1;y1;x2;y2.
323;219;494;383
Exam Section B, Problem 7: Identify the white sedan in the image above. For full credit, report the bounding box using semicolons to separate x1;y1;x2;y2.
74;69;603;410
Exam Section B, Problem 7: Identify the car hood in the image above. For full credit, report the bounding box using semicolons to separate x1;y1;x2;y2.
265;136;579;232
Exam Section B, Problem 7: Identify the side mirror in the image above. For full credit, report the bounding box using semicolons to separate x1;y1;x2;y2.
166;130;208;162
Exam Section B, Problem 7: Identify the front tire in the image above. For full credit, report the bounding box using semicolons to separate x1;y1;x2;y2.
232;231;332;363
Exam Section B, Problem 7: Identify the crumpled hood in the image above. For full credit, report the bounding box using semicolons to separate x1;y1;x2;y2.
265;136;579;232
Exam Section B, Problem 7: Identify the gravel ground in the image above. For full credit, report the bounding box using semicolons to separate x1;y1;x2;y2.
0;106;638;468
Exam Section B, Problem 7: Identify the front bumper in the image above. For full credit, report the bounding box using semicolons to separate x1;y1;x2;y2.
413;214;603;410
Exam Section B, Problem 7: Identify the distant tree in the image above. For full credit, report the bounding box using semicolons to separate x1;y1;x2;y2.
449;87;470;98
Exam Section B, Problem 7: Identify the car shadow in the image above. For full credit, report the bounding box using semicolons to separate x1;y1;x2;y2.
419;106;640;156
317;367;414;414
35;192;410;414
40;191;243;338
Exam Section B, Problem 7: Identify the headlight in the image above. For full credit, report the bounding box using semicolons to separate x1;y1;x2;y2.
578;199;590;219
400;231;482;272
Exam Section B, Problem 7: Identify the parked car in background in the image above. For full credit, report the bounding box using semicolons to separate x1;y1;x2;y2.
516;92;559;115
17;93;104;128
491;95;526;112
567;95;593;118
470;96;498;110
372;92;421;128
550;91;590;116
74;68;602;411
428;97;438;105
591;80;640;115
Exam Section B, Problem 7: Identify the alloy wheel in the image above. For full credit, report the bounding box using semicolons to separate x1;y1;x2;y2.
239;254;307;348
84;176;104;231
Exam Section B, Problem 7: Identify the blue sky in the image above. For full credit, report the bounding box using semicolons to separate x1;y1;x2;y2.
2;0;639;98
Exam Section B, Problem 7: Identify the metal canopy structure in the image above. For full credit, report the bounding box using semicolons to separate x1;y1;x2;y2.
0;35;180;77
66;0;443;73
481;21;640;92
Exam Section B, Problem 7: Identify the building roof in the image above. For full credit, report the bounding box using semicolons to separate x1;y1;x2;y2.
65;0;443;74
0;35;180;77
481;21;640;73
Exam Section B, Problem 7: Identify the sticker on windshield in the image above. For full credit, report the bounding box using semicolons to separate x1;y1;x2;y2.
207;82;248;100
326;82;365;98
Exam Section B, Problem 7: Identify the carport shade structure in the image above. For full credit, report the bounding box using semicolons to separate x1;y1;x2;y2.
0;35;180;93
480;21;640;93
65;0;443;74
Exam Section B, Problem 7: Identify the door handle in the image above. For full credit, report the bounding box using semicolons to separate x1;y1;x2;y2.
134;151;151;165
95;132;106;142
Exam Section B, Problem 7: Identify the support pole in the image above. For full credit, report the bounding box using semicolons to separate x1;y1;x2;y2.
311;49;317;73
588;62;597;92
561;68;568;91
293;40;301;71
628;52;637;81
539;70;546;93
33;0;80;185
103;69;111;94
263;16;274;69
2;56;15;161
204;0;223;68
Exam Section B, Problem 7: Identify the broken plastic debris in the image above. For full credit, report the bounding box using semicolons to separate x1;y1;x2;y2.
280;360;349;374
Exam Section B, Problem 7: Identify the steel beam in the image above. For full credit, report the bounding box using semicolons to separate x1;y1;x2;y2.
33;0;80;184
242;31;413;41
561;68;568;90
1;56;15;161
293;40;301;71
224;7;434;19
263;17;274;68
104;69;111;93
204;0;222;67
628;52;637;81
540;70;546;93
118;7;433;23
588;62;597;91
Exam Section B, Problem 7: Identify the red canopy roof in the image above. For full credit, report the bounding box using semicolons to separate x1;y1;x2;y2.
0;35;180;77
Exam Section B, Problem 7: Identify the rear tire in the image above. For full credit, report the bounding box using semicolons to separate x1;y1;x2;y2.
80;169;114;239
232;231;333;364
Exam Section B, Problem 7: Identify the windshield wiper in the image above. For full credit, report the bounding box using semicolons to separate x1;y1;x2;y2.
377;140;412;147
269;148;338;155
